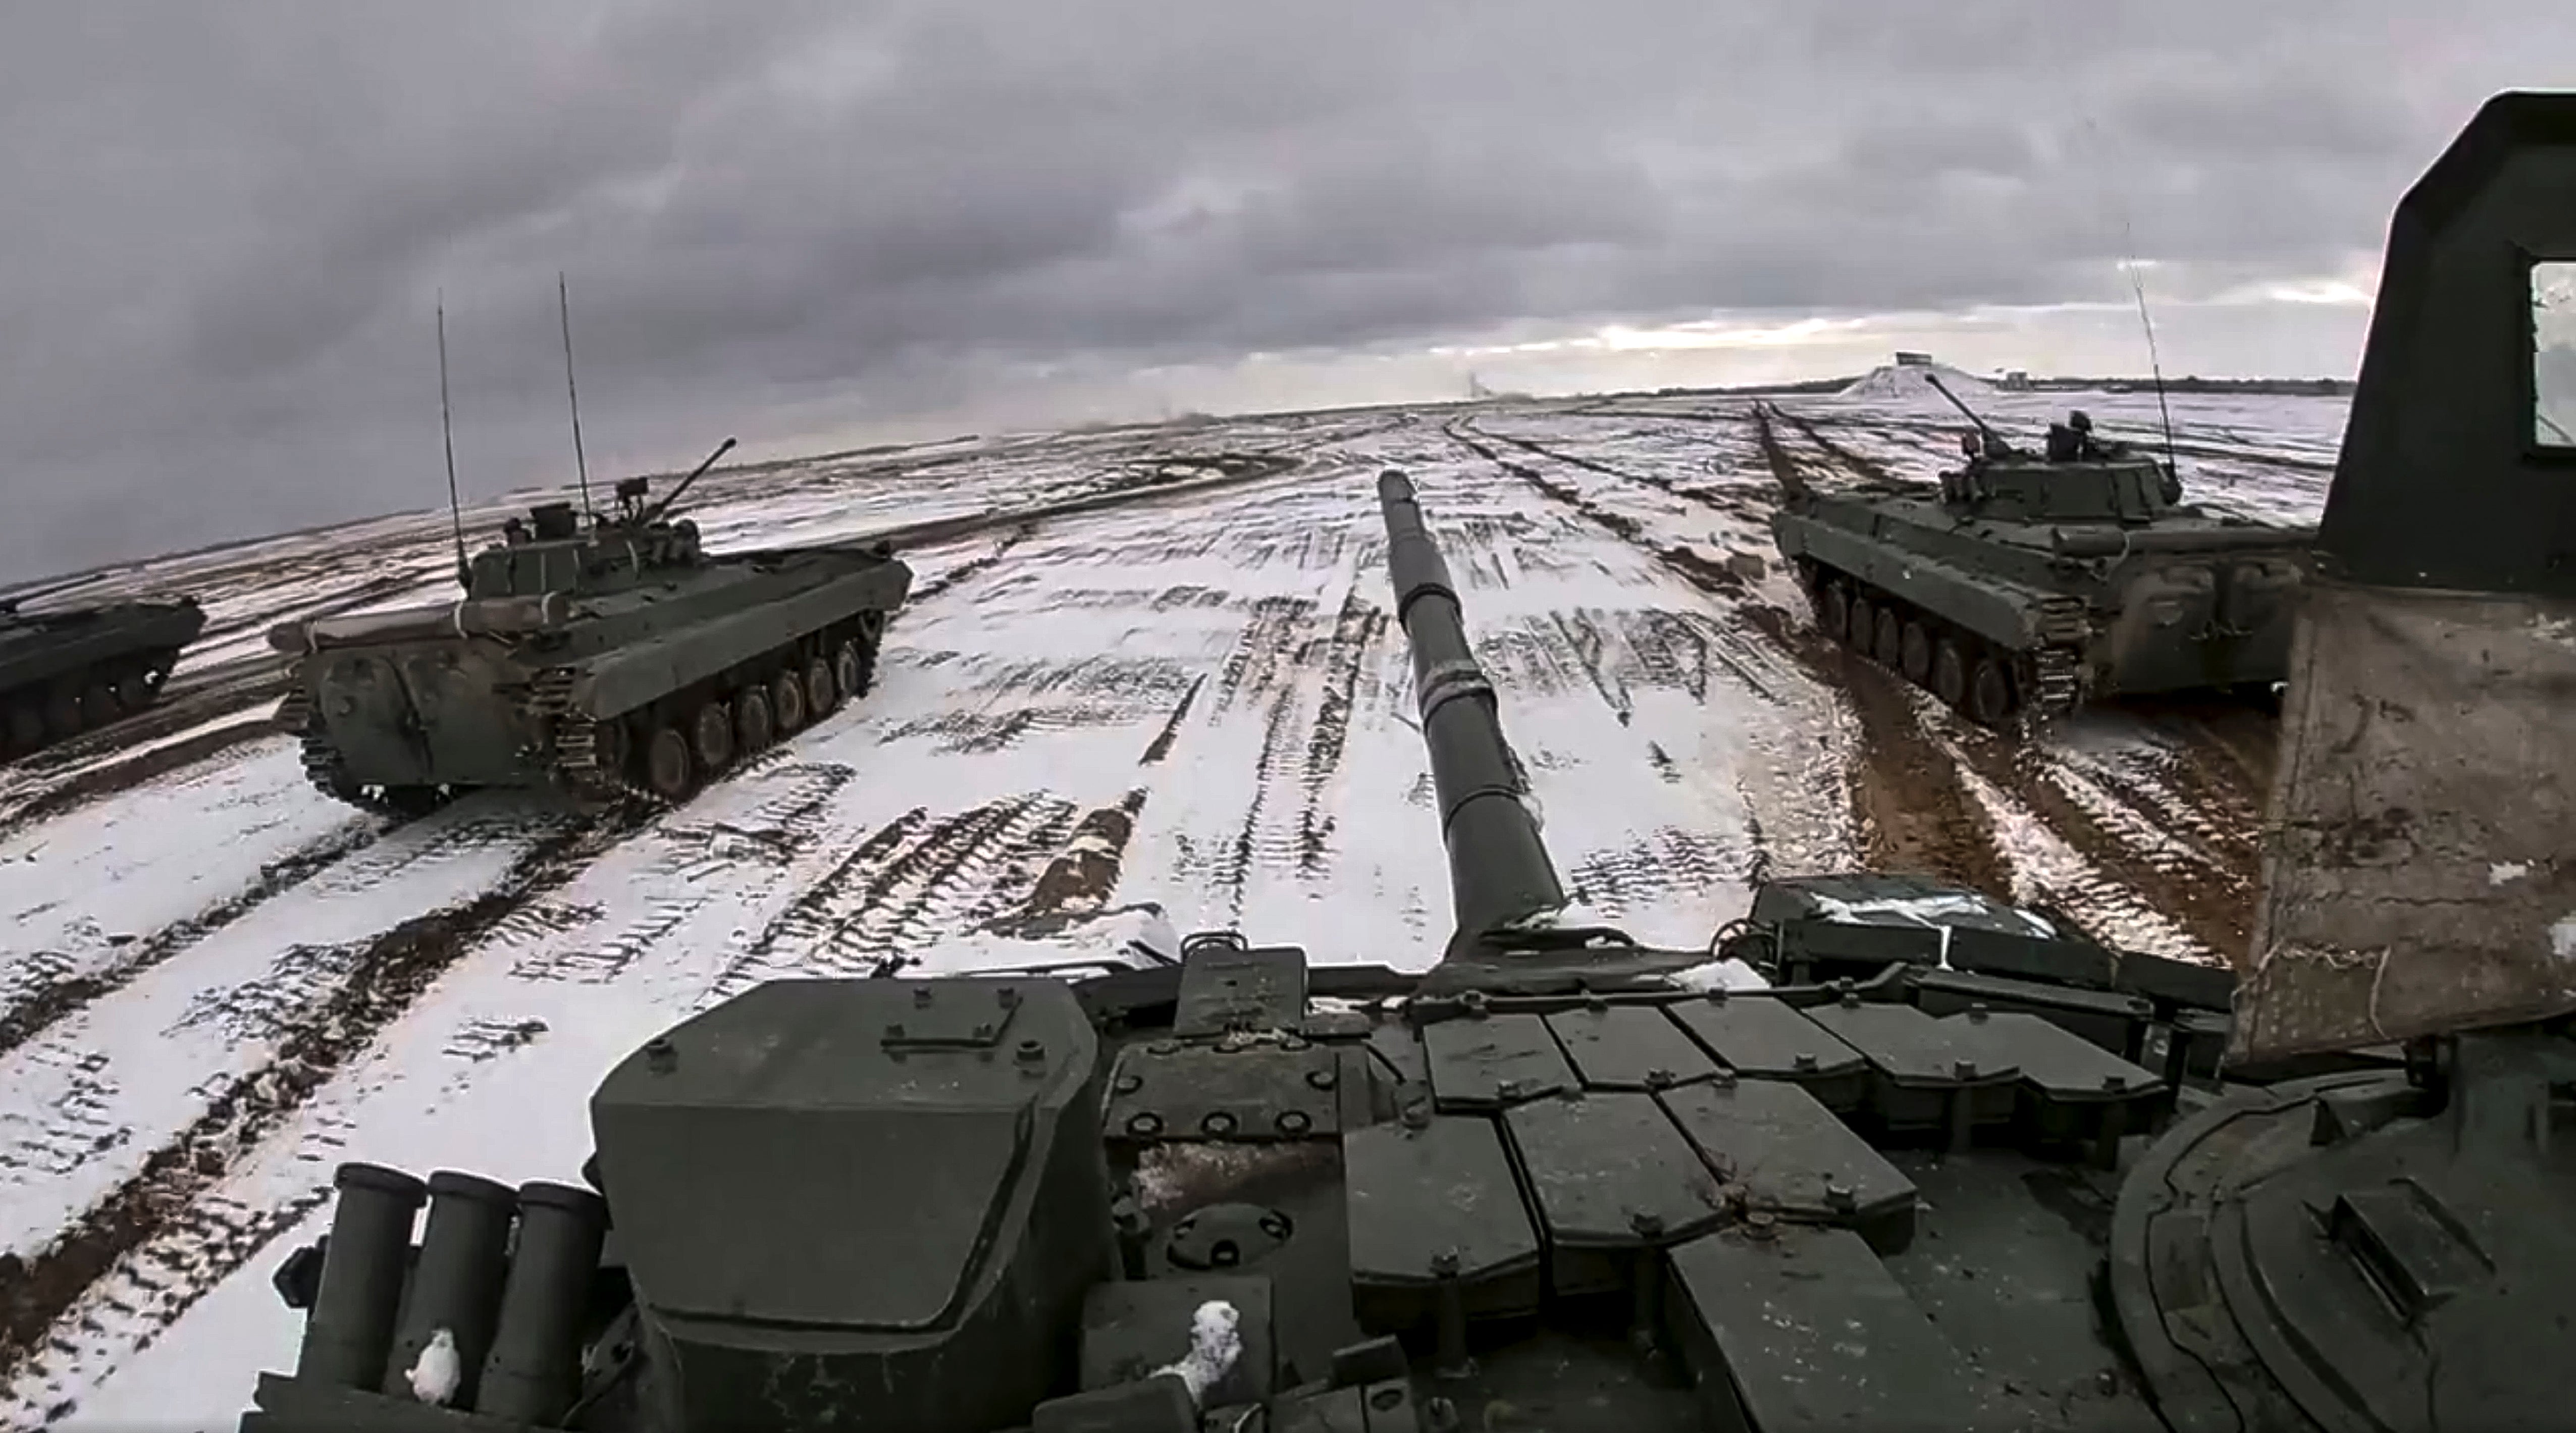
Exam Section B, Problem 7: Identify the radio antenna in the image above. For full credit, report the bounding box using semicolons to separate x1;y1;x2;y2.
558;271;594;517
2081;116;2181;479
2120;237;2182;480
436;293;469;591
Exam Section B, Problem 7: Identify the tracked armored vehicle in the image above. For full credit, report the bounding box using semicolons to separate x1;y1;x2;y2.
271;439;912;814
1770;379;2317;730
238;93;2574;1433
0;589;205;759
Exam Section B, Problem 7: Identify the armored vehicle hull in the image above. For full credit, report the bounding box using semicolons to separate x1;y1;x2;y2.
1772;446;2314;730
0;595;206;758
272;544;909;813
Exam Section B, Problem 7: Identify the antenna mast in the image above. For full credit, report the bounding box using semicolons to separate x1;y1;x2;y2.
558;272;594;516
2082;116;2182;478
436;293;469;590
2122;250;2181;479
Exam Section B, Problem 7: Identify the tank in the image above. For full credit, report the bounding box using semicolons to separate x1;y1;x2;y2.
0;587;206;759
1769;378;2317;730
270;438;913;815
234;92;2574;1433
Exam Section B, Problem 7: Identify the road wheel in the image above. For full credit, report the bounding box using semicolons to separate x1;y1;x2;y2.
770;668;807;732
735;686;774;753
833;640;866;702
1967;654;2018;728
644;725;696;801
1932;640;1969;710
1847;596;1876;652
804;655;838;718
43;687;82;739
1872;608;1903;668
1819;584;1851;643
1900;621;1933;685
692;700;734;774
114;669;153;711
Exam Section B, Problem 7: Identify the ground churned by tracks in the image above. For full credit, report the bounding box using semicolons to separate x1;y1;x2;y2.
0;822;385;1063
0;810;644;1387
0;718;289;846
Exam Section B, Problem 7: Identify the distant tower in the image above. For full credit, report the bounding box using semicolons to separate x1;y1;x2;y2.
1467;370;1496;400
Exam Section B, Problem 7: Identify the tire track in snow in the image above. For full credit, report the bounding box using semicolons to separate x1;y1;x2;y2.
1295;586;1388;873
0;810;645;1392
500;764;861;987
0;820;384;1062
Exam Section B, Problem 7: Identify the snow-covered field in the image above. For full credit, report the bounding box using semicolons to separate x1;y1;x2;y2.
0;386;2342;1427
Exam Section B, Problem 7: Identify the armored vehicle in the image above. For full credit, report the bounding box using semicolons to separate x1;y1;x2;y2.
0;589;205;759
1770;379;2317;729
238;92;2573;1433
270;439;912;814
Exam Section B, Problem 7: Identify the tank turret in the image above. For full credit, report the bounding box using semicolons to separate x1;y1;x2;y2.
460;438;734;601
234;90;2575;1433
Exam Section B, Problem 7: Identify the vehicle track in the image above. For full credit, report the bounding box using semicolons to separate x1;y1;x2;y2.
0;810;644;1390
1454;415;2007;895
0;820;384;1063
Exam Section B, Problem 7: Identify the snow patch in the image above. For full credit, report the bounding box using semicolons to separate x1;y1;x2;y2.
1667;959;1771;993
1506;899;1614;930
2553;915;2576;962
2492;862;2532;886
1153;1300;1243;1404
1836;360;1996;406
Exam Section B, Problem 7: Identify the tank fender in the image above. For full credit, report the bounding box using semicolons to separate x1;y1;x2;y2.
1774;513;2054;650
568;561;909;718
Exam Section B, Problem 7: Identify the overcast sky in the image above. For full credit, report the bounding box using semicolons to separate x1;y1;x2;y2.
2;2;2567;582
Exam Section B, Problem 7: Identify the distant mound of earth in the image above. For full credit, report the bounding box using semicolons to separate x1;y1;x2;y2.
1837;358;1997;404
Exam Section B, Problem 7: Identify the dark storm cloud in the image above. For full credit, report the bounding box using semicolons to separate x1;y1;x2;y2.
1;0;2566;580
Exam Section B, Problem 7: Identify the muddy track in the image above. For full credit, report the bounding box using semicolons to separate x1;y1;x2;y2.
825;796;1074;968
908;523;1037;604
1295;586;1389;873
990;788;1151;937
1448;418;2009;895
1773;408;1895;484
0;822;386;1063
0;810;645;1387
1138;674;1207;766
1935;719;2250;957
705;810;931;1001
1748;406;1816;500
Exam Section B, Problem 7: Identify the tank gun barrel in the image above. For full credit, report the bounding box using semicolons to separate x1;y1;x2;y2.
635;437;737;528
1922;372;2010;453
1376;468;1569;948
